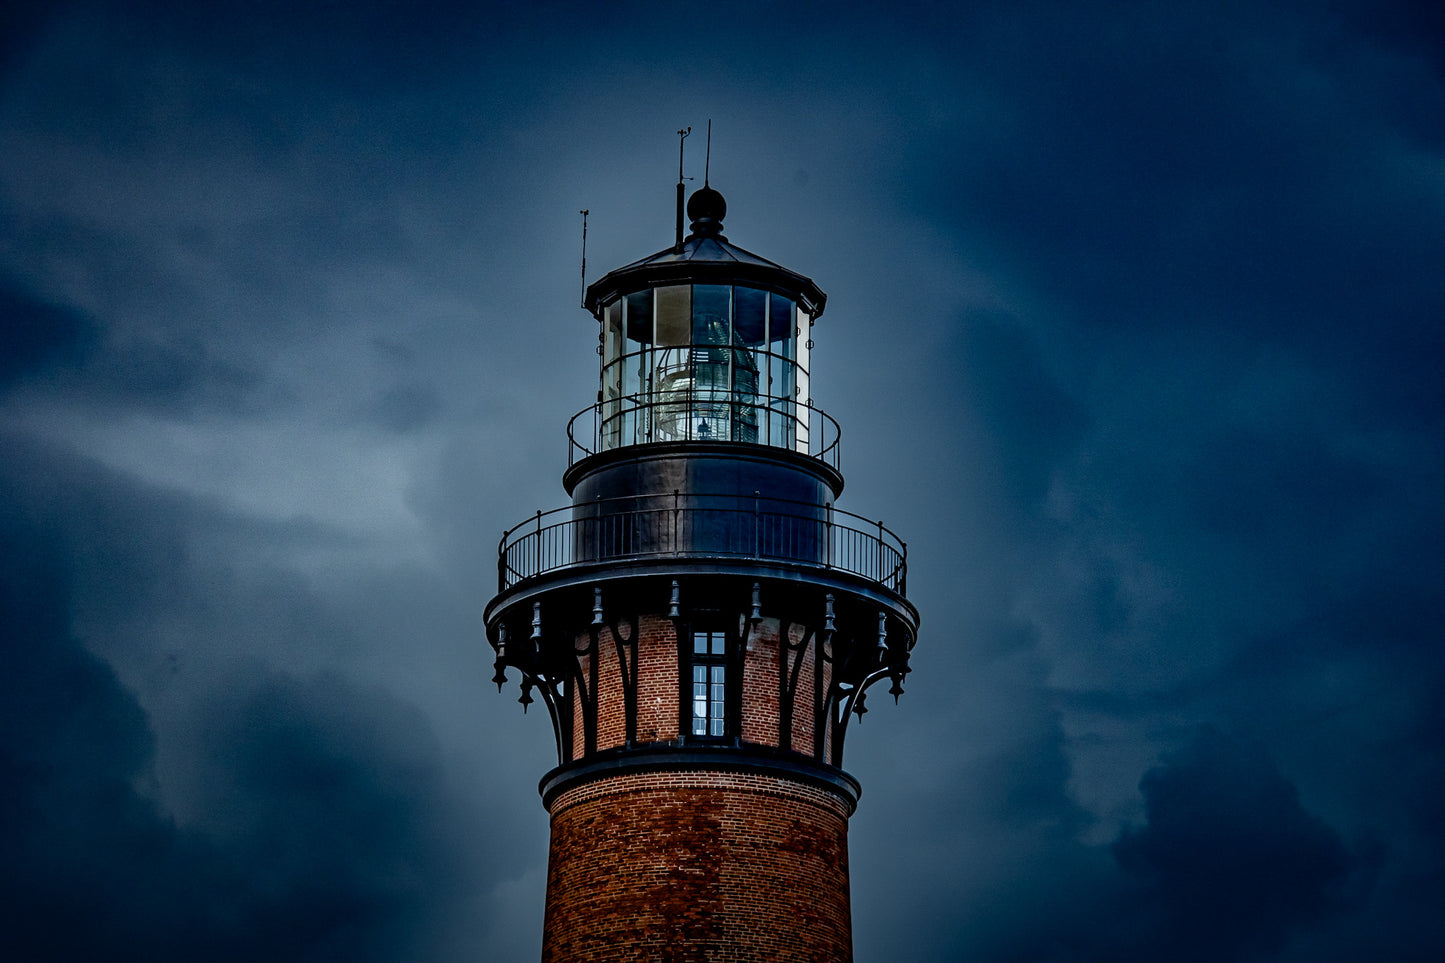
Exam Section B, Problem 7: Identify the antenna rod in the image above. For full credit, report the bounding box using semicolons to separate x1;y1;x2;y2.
579;209;589;309
675;126;692;251
704;119;712;186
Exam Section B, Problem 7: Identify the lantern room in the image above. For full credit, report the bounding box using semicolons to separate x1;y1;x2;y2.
578;185;830;463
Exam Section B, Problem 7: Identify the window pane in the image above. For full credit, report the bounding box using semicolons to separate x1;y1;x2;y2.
770;353;796;450
733;357;759;444
623;349;647;444
692;285;730;345
710;718;724;736
602;359;622;450
655;285;690;345
795;309;809;385
690;286;731;443
604;301;623;364
769;293;794;354
693;633;708;655
625;290;653;344
769;352;794;402
734;287;766;345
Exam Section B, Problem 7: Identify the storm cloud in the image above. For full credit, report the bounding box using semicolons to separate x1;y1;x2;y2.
2;1;1442;960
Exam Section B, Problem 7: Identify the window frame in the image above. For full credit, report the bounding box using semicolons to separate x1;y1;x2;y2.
687;624;731;740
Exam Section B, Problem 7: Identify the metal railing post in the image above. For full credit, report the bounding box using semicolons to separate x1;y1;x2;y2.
825;502;834;569
877;519;885;583
594;494;603;563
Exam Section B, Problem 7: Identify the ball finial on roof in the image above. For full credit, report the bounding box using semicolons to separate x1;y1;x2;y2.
686;185;727;239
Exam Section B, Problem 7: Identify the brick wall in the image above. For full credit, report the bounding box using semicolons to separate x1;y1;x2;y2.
576;615;681;760
571;647;589;761
635;615;680;743
740;618;819;753
596;624;626;749
542;770;853;962
740;618;780;746
572;612;833;760
789;621;818;753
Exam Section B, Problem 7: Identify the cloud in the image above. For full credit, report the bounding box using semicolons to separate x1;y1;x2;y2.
1;2;1443;961
1112;728;1373;961
0;275;97;388
0;436;491;961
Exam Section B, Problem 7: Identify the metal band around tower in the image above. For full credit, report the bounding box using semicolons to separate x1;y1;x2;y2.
538;744;863;813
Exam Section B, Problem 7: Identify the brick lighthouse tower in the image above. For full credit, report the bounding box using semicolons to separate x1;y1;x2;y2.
485;160;919;961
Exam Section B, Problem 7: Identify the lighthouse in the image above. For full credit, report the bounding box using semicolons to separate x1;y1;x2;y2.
485;164;919;961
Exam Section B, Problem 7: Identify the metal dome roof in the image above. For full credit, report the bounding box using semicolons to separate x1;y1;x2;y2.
583;187;827;320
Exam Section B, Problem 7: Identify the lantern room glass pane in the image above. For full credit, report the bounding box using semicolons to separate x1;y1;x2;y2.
625;290;653;344
692;285;730;345
621;351;644;444
655;285;690;345
691;285;731;442
604;300;623;363
769;293;794;353
768;294;798;448
730;286;765;444
602;301;623;450
602;360;622;450
653;286;692;443
618;290;653;445
734;287;766;345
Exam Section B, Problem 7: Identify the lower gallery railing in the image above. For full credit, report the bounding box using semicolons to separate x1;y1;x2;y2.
498;493;906;596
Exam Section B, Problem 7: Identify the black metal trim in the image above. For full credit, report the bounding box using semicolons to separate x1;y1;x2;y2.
485;559;918;631
562;439;845;498
778;620;813;754
583;257;827;321
538;744;862;814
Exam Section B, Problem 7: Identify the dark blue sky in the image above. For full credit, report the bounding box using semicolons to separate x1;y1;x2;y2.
2;1;1442;960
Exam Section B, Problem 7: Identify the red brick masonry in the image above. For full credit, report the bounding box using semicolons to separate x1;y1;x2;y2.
542;770;853;962
573;615;824;760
